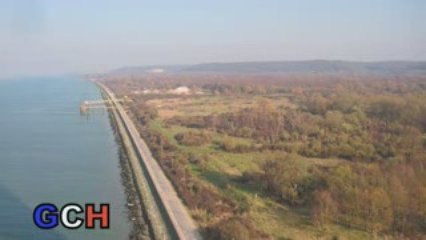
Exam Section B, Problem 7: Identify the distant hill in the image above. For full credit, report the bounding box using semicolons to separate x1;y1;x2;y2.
183;60;426;75
108;60;426;76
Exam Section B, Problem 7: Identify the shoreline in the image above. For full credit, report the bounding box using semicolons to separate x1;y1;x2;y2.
101;90;152;240
108;110;152;240
98;82;173;240
96;80;201;240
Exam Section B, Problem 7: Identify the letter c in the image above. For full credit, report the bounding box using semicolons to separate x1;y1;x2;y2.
60;204;84;229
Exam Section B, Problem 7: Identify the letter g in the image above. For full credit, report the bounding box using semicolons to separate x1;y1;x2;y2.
33;203;59;229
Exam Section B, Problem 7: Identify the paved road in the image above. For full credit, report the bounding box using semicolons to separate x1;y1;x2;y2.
97;82;201;240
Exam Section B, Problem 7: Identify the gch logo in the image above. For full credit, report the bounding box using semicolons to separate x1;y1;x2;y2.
33;203;110;229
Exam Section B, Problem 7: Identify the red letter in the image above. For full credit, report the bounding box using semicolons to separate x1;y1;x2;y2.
85;204;109;229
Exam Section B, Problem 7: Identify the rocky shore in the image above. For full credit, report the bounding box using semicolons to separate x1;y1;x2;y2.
108;105;153;240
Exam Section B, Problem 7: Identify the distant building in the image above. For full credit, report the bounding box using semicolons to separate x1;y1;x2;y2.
147;68;165;73
168;86;190;95
140;89;161;95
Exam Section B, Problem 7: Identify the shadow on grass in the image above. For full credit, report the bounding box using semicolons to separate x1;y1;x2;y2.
201;169;230;188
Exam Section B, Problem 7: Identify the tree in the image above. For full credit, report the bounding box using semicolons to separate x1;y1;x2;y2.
360;188;393;232
305;94;330;115
311;190;337;228
331;94;357;113
388;174;409;231
368;98;403;125
261;154;306;205
324;111;344;129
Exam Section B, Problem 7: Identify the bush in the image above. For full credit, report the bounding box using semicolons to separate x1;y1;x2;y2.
260;154;309;205
207;217;268;240
175;131;211;146
217;137;256;153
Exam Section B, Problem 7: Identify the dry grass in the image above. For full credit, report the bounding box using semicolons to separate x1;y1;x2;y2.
146;95;294;119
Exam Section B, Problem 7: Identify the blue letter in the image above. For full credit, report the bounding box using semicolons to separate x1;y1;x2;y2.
33;203;59;229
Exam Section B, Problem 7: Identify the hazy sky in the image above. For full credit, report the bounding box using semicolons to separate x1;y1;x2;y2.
0;0;425;78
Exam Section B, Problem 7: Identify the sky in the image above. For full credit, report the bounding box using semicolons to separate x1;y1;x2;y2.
0;0;425;78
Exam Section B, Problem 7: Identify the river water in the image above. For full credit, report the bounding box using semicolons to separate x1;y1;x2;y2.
0;77;130;239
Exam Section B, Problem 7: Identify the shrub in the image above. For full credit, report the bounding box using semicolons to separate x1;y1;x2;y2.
260;154;309;205
175;131;211;146
207;216;268;240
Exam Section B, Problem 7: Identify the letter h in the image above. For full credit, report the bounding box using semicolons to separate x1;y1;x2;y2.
85;203;110;229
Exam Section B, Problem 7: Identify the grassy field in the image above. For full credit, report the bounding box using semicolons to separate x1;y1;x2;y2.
144;96;379;240
146;95;294;119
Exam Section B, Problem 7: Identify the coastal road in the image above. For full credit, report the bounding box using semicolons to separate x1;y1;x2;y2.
97;82;201;240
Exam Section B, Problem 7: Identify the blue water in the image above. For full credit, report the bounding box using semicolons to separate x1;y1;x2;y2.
0;77;130;239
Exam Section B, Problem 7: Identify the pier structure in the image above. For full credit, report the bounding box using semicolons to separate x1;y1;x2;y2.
80;97;129;115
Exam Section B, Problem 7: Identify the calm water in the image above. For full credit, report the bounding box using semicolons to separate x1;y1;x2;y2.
0;77;130;239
